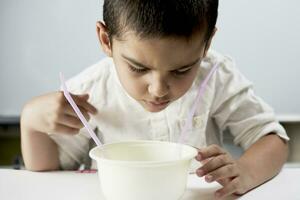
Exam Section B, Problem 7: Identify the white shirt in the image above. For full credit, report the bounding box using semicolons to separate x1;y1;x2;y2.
50;50;289;170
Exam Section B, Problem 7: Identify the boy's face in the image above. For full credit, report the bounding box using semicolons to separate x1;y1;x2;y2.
97;22;214;112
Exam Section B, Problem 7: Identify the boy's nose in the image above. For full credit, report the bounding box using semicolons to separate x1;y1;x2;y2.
148;79;169;98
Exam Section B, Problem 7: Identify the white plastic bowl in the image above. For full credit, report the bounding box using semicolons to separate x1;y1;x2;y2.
89;140;198;200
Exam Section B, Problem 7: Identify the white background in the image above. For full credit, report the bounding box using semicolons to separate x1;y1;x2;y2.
0;0;299;117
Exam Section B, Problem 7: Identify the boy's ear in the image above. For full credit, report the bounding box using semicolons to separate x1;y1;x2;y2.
96;21;112;57
203;27;217;57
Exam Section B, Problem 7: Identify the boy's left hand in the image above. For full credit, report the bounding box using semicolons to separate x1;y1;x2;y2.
196;144;253;199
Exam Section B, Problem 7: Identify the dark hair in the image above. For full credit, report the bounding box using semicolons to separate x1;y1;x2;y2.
103;0;218;41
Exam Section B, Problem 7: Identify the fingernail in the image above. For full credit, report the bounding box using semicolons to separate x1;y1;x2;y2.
205;175;213;182
197;152;203;161
196;169;204;176
196;153;202;160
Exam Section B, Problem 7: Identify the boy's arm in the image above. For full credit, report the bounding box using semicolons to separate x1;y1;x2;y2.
20;92;97;171
21;122;60;171
237;133;288;190
21;98;61;171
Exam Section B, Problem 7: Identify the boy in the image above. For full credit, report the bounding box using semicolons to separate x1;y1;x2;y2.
21;0;289;198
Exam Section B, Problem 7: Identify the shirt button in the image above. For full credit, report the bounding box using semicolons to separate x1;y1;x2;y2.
193;116;203;128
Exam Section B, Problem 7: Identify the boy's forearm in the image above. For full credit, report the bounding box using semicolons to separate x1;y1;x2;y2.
21;109;60;171
237;134;289;192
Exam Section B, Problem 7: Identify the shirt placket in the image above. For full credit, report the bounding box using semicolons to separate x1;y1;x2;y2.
150;111;170;141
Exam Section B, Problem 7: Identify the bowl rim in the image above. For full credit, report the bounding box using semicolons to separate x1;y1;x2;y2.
89;140;198;167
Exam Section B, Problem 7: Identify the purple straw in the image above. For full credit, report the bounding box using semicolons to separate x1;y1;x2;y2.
178;63;219;144
59;72;102;146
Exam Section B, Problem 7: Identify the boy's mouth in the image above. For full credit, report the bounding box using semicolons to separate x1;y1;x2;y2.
143;100;170;112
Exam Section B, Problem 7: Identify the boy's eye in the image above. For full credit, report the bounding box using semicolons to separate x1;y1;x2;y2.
172;67;192;76
128;65;148;73
127;64;192;76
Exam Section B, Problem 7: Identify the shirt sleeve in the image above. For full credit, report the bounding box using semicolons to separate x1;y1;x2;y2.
210;56;289;150
50;131;91;170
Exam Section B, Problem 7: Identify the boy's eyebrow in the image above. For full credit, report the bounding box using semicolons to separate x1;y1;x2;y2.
122;54;201;70
122;54;152;69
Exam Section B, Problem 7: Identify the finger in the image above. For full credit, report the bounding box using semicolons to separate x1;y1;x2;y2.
204;164;238;183
57;114;85;129
217;178;232;187
194;158;210;175
215;177;239;199
63;106;91;120
75;93;89;100
49;123;80;135
72;94;97;114
200;158;212;165
196;154;233;177
197;144;226;161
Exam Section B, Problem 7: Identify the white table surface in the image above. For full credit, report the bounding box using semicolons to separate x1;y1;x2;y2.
0;168;299;200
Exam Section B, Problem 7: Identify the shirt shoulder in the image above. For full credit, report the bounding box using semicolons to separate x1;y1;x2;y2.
65;57;114;94
185;49;254;117
201;49;242;75
201;49;253;102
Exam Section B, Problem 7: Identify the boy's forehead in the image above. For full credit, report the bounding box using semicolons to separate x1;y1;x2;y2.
113;30;206;54
112;31;206;69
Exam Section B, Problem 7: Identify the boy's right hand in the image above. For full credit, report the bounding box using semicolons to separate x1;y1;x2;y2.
22;91;97;135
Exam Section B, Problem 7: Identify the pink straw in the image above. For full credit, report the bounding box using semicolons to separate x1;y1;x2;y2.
59;72;102;146
178;63;219;144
